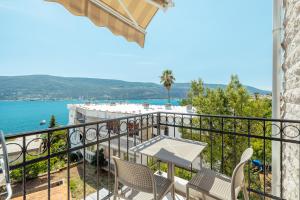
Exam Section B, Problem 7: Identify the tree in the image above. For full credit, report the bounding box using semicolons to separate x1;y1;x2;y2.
180;75;272;193
91;149;108;168
49;115;57;128
160;70;175;103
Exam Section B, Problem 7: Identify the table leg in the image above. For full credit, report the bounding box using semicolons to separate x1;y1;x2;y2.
200;154;203;169
167;162;175;199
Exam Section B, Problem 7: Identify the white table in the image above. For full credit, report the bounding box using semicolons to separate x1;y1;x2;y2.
130;135;207;194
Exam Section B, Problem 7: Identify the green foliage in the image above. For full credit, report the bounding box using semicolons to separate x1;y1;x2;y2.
70;179;77;193
182;75;271;118
49;115;57;128
91;149;108;168
160;70;176;103
10;129;67;182
10;156;60;182
50;130;67;153
181;75;272;193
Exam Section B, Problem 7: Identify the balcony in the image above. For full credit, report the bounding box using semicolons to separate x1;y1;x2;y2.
0;112;299;200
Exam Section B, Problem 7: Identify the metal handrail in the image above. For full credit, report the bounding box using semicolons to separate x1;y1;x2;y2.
3;112;300;199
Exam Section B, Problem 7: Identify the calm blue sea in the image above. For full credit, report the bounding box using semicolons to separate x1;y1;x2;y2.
0;99;180;135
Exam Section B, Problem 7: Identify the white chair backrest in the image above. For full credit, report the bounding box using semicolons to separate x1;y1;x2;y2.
0;131;12;200
231;148;253;200
112;156;155;194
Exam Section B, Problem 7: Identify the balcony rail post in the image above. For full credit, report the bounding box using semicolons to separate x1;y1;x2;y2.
157;112;161;136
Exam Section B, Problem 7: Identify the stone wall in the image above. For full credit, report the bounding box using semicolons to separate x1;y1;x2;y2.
282;0;300;199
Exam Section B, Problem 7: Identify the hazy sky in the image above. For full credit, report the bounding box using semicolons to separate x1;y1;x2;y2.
0;0;272;90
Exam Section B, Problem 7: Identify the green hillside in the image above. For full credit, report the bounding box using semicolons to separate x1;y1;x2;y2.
0;75;270;100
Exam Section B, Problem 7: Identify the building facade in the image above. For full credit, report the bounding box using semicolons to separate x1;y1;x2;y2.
282;0;300;199
67;103;196;167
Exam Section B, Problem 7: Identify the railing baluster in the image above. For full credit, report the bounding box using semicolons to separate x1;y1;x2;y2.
173;113;175;138
67;129;71;200
199;116;202;170
263;120;266;199
157;113;161;136
181;114;184;139
166;113;168;136
247;120;251;198
108;128;111;196
22;136;26;200
83;126;86;200
140;116;143;164
126;118;129;161
209;117;213;170
134;117;137;163
147;115;149;166
47;132;51;200
96;124;99;200
199;116;202;141
280;121;283;199
118;120;121;158
190;115;192;140
151;114;154;138
221;117;224;174
233;117;237;167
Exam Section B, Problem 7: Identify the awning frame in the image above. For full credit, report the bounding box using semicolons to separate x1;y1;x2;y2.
91;0;174;34
117;0;139;28
46;0;174;47
144;0;174;11
90;0;146;34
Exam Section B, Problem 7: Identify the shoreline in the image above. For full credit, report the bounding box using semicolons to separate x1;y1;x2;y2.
0;98;182;102
0;99;182;135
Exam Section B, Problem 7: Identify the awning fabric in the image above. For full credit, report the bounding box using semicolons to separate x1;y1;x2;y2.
47;0;172;47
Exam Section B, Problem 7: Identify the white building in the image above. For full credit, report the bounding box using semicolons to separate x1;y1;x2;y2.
67;103;197;166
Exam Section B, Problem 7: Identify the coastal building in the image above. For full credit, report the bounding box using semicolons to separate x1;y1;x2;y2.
67;103;197;165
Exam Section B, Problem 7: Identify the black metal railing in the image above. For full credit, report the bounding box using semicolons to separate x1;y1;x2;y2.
1;112;299;200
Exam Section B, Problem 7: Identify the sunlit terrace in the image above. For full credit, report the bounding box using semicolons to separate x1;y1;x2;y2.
1;111;299;200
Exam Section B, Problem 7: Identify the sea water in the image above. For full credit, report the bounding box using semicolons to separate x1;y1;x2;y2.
0;99;180;135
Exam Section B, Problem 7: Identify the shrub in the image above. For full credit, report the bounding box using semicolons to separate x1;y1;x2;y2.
91;149;108;168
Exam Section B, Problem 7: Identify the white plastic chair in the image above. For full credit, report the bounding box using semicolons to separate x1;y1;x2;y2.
186;148;253;200
0;131;12;200
112;156;174;200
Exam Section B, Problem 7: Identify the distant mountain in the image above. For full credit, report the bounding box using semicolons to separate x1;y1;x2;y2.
173;83;271;96
0;75;271;100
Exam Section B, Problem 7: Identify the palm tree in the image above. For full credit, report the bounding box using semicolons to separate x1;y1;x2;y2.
160;70;175;103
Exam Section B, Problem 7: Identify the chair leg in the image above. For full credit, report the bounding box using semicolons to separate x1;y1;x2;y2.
113;181;118;200
242;185;249;200
186;186;189;200
172;184;175;200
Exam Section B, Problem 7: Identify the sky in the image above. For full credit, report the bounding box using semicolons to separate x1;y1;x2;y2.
0;0;272;90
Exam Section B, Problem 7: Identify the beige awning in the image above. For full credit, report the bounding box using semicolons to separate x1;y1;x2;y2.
47;0;173;47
